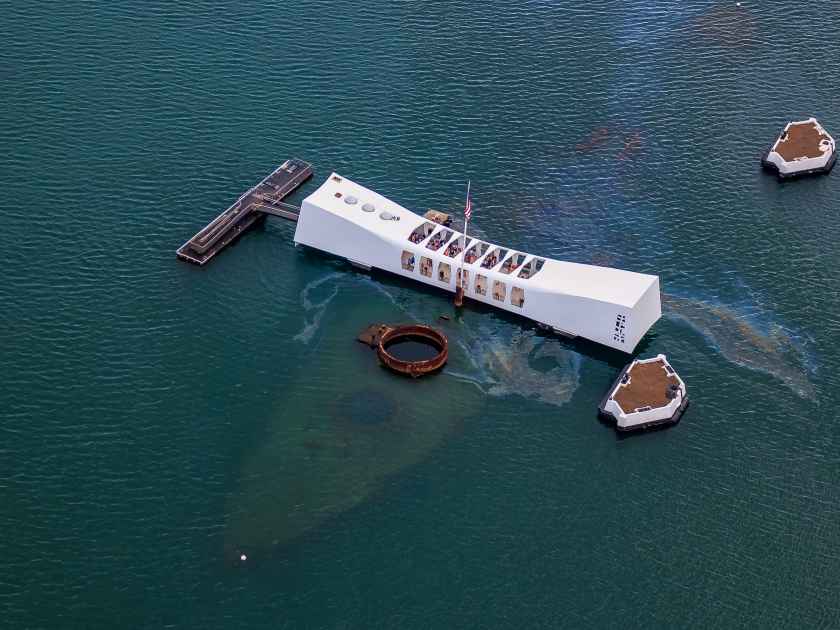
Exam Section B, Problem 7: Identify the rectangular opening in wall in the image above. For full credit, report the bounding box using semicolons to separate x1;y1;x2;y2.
475;274;488;296
426;229;454;252
481;248;508;270
419;256;433;278
401;250;416;272
437;262;451;283
408;222;436;245
511;286;525;307
518;257;545;279
445;235;472;258
464;241;489;264
492;280;507;301
500;253;526;275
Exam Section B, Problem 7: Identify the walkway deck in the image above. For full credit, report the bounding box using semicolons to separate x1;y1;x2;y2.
176;159;313;265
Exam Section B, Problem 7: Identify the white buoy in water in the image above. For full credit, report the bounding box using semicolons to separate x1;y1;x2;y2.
240;554;247;562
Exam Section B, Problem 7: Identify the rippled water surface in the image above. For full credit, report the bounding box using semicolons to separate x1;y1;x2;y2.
3;1;840;628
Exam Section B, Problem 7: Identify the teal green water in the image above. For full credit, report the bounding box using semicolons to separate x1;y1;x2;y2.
3;2;840;628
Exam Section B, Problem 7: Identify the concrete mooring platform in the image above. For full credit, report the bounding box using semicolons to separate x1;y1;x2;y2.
599;354;688;432
176;159;313;265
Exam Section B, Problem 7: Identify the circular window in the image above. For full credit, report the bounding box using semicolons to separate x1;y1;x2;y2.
362;203;375;212
344;195;358;205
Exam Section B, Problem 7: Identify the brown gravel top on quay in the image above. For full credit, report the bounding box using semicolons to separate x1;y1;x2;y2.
773;121;832;161
612;359;680;414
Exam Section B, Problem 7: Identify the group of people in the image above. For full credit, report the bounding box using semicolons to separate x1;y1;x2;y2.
407;234;534;282
501;258;521;273
481;253;499;269
445;242;463;257
427;235;447;251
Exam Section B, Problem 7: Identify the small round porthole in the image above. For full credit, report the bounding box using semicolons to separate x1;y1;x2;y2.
362;203;375;213
334;192;342;198
379;211;394;221
344;195;358;205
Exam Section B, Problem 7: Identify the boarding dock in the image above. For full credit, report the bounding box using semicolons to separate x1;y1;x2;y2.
176;159;313;265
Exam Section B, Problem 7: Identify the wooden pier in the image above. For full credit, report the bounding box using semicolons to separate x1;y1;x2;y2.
176;159;313;265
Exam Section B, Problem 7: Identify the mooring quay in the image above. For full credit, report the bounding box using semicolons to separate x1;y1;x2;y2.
176;159;312;265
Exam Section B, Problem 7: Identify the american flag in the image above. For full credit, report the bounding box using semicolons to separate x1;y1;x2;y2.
464;190;472;221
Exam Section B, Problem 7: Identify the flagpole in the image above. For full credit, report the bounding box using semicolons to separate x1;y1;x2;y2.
455;180;470;308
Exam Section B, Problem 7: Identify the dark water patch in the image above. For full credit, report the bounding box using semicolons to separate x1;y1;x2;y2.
575;125;611;153
691;3;760;49
572;122;645;162
335;388;398;427
616;129;643;161
383;335;442;362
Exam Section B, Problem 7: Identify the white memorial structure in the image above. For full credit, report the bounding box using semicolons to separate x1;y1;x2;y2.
294;174;662;353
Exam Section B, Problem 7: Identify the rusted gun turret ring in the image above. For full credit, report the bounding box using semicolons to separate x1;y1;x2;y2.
376;324;448;378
